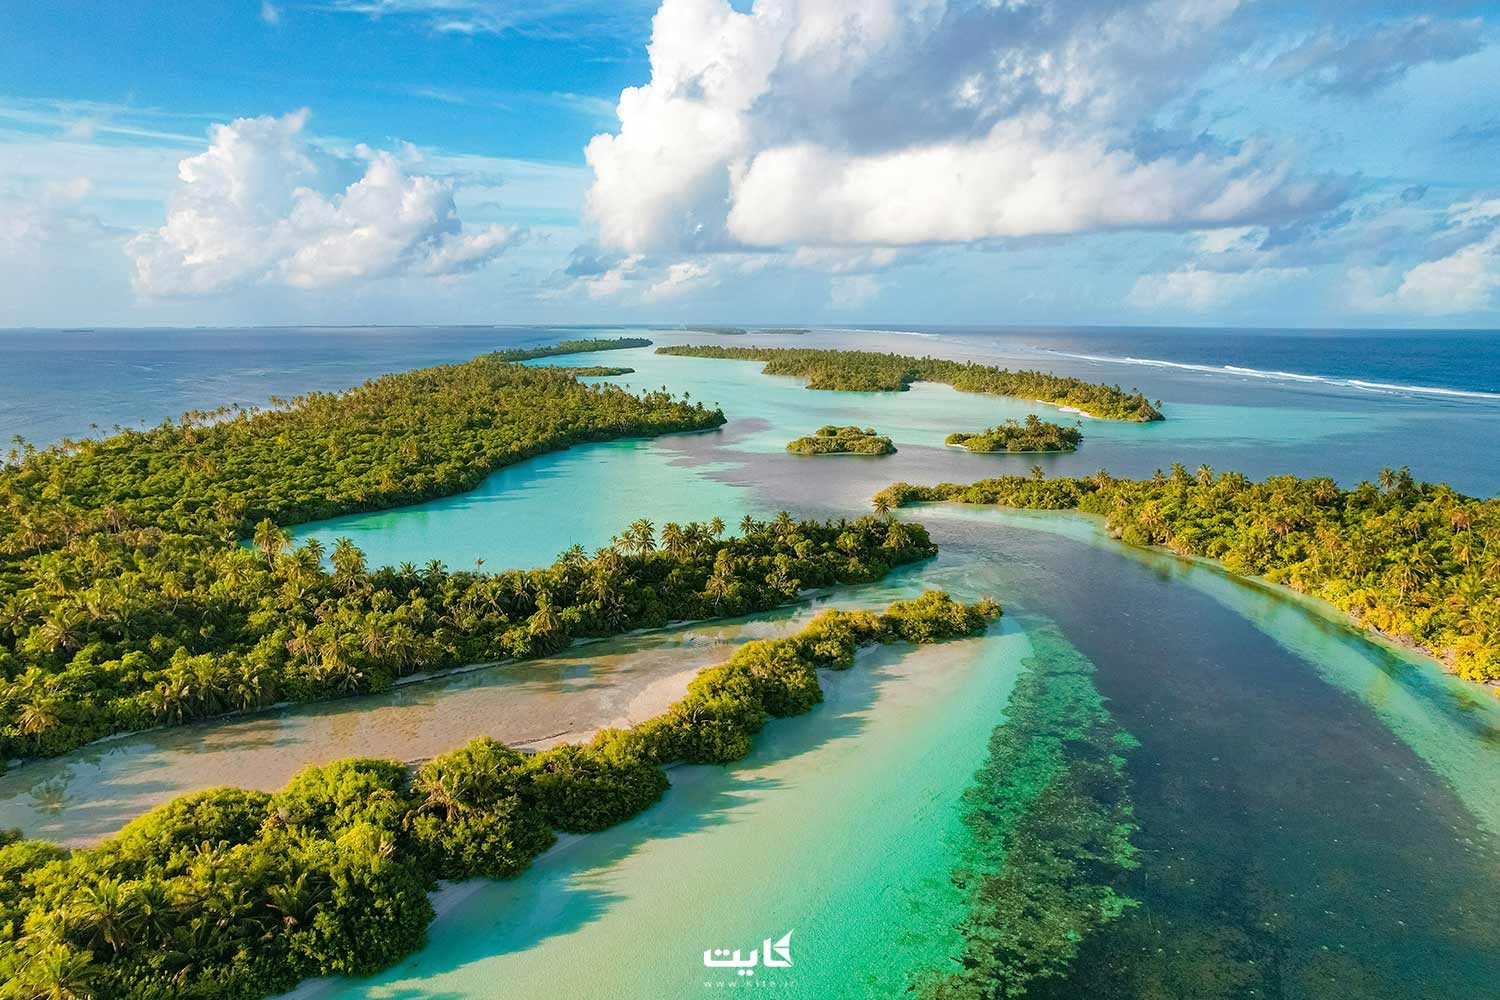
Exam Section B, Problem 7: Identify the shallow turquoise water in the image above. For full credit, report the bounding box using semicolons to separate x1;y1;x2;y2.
304;625;1028;1000
290;434;754;571
933;505;1500;839
291;343;1417;570
276;508;1500;1000
13;331;1500;998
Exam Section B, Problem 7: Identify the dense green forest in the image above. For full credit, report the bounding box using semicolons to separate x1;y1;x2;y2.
675;327;807;336
0;338;948;764
0;591;997;1000
0;505;936;763
875;466;1500;682
655;345;1164;421
946;415;1083;453
915;622;1138;1000
485;336;652;362
786;425;897;455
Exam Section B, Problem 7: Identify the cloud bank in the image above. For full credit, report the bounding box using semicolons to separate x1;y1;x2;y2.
127;110;519;296
1352;199;1500;316
584;0;1345;257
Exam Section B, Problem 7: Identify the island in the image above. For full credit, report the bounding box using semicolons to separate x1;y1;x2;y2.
0;591;998;1000
0;338;950;766
874;465;1500;683
946;415;1083;452
679;326;808;336
787;424;897;455
655;344;1164;421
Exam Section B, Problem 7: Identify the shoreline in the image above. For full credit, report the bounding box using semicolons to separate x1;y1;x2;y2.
942;441;1078;455
932;503;1474;686
0;588;844;777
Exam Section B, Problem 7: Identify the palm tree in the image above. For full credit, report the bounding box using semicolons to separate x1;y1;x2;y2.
16;696;63;737
739;514;757;537
1030;464;1044;481
36;606;86;653
704;557;737;612
74;876;131;955
252;518;290;561
330;538;368;595
528;592;562;640
872;494;892;518
266;872;327;931
8;941;98;1000
709;516;725;538
625;518;656;555
1195;464;1214;487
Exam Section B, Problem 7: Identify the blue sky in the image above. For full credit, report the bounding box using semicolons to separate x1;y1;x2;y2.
2;0;1498;328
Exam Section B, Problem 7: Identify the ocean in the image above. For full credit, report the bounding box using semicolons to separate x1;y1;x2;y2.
5;322;1500;999
4;324;1497;495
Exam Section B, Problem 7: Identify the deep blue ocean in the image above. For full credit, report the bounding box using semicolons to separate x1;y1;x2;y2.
3;324;1497;494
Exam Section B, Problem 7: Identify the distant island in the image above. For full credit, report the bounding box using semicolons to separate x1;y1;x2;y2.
788;425;897;455
552;365;634;377
656;345;1164;422
488;337;652;360
681;326;808;336
946;415;1083;453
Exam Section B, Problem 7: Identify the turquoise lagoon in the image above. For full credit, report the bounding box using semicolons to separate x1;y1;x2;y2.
9;330;1500;997
298;623;1030;1000
290;341;1430;570
273;507;1500;1000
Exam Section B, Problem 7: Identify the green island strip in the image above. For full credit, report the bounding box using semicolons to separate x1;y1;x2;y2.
676;326;808;336
946;415;1083;454
0;505;937;764
655;345;1164;422
545;364;635;377
914;620;1139;1000
0;334;951;765
875;465;1500;683
787;425;897;455
0;591;998;999
485;336;652;362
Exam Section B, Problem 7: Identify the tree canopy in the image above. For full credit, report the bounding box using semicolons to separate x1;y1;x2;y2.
786;425;897;455
0;591;998;1000
0;339;947;764
656;345;1164;421
876;467;1500;682
945;415;1083;453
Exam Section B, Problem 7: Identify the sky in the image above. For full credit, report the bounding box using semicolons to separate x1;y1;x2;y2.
2;0;1499;329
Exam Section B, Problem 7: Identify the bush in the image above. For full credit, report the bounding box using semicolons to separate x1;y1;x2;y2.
526;741;669;833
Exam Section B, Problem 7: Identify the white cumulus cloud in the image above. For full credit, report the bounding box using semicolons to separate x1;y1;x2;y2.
1348;198;1500;316
584;0;1343;258
127;110;520;297
1127;266;1306;311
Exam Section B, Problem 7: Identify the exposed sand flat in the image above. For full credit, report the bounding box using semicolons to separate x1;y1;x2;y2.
0;614;809;847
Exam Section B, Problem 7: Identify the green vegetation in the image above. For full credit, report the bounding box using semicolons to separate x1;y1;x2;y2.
787;425;897;456
677;327;806;336
0;334;952;765
915;622;1139;999
486;337;652;362
876;465;1500;682
655;345;1163;422
546;365;634;377
946;416;1083;453
0;591;998;1000
0;503;936;763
